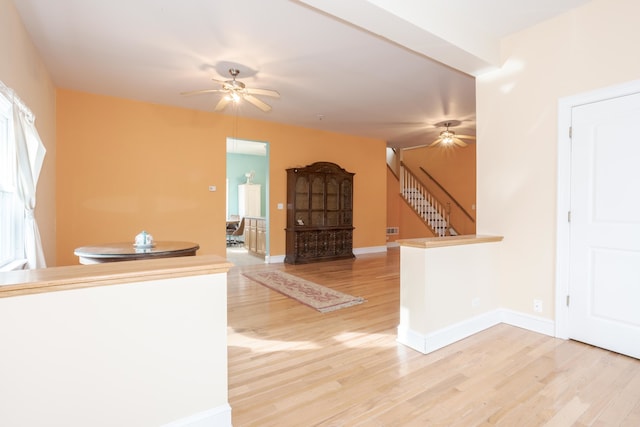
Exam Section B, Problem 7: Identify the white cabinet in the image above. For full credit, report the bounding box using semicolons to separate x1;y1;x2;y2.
238;184;261;218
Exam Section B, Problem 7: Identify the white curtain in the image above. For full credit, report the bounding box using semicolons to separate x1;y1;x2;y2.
0;81;47;269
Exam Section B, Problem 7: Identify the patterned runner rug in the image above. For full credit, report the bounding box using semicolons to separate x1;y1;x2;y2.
243;270;365;313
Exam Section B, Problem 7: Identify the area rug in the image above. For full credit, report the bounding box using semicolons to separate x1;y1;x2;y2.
243;270;365;313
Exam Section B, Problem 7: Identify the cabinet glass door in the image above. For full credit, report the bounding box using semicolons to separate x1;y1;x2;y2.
311;175;325;226
295;176;309;209
326;177;339;225
295;176;309;226
341;180;352;225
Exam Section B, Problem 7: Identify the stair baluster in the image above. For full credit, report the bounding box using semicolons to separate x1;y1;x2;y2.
400;164;454;237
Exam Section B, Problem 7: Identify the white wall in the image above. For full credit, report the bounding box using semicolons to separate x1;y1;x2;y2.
398;241;503;353
476;0;640;318
0;0;57;265
0;273;230;427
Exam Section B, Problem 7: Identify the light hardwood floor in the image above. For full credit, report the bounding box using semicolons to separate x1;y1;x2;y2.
227;248;640;426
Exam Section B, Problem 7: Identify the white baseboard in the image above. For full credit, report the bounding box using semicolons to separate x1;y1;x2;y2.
267;246;386;263
161;404;232;427
353;245;387;255
386;241;400;248
499;309;555;336
397;309;555;355
397;325;430;354
265;254;285;264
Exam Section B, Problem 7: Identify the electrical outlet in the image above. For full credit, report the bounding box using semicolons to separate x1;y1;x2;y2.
533;299;543;313
472;297;480;308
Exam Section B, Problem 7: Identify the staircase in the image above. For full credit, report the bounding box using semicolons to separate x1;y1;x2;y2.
400;165;457;237
402;188;456;236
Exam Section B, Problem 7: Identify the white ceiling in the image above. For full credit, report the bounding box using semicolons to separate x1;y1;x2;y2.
12;0;590;149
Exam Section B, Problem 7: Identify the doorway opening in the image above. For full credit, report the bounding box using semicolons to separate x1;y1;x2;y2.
226;137;269;266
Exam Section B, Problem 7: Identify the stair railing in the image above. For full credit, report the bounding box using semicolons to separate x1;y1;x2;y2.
386;147;400;179
400;163;452;236
419;166;475;225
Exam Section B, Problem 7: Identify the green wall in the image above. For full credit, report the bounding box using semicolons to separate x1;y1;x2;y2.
226;152;267;218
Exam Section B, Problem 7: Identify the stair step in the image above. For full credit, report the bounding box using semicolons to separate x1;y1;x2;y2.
402;185;451;237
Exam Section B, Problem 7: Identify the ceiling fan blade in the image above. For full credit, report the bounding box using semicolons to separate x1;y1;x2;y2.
428;138;442;147
452;138;469;147
243;94;272;112
214;97;231;112
180;88;225;96
246;88;280;98
455;134;476;140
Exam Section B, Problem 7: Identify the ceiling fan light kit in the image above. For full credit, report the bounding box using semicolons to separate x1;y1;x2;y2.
429;121;476;148
439;130;455;145
181;68;280;113
225;91;241;102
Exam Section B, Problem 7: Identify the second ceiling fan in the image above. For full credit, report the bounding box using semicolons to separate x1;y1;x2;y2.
181;68;280;112
429;121;476;147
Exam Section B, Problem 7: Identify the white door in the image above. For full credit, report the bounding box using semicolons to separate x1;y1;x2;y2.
569;92;640;359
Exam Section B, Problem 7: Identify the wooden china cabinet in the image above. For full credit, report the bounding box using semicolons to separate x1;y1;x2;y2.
285;161;355;264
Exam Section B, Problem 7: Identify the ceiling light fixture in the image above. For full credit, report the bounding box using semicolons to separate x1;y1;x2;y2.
440;130;454;145
225;91;241;102
181;68;279;112
429;121;476;148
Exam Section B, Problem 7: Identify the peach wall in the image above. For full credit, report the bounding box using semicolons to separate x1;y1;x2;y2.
56;90;386;265
476;0;640;317
0;0;57;265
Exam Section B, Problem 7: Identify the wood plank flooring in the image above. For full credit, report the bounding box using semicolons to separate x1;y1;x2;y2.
227;248;640;426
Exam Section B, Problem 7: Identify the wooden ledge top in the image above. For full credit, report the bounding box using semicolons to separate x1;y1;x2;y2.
397;234;504;249
74;241;199;258
0;255;233;299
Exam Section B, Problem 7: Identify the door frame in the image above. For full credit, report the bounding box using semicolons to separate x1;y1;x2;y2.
225;138;270;259
555;78;640;339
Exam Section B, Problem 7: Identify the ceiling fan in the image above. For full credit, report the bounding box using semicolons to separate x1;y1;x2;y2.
181;68;280;112
429;121;476;147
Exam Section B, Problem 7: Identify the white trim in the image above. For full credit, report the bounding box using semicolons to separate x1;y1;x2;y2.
386;241;400;248
397;308;555;355
161;404;232;427
265;254;285;264
0;258;27;272
353;245;387;255
556;95;572;339
556;79;640;340
499;309;555;337
396;324;430;354
397;310;500;354
267;245;387;264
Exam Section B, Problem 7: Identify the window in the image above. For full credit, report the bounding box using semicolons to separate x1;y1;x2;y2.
0;92;25;269
0;80;47;270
